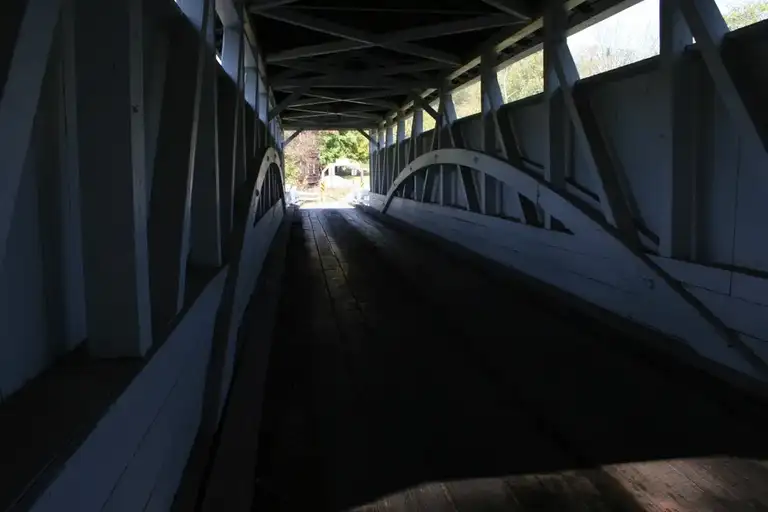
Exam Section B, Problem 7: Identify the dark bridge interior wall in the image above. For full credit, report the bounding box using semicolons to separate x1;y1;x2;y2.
1;0;768;509
0;0;284;510
367;17;768;379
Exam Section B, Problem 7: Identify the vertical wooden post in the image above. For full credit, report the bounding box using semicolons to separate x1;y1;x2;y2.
191;0;222;268
74;0;152;356
411;109;424;200
395;114;406;196
148;0;212;334
660;0;697;259
543;0;638;243
385;124;394;193
481;49;525;219
0;0;62;265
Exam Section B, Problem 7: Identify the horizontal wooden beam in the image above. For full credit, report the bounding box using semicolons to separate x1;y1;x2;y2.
283;110;381;121
263;12;520;64
249;0;298;12
297;92;398;109
479;0;533;20
283;125;373;131
268;83;310;119
288;104;383;114
273;73;428;90
270;60;447;82
258;9;463;64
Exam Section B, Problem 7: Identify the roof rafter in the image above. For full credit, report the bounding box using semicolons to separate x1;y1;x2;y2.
248;0;300;12
268;83;312;119
270;60;448;82
478;0;534;20
295;93;399;110
391;0;588;120
283;110;382;121
259;11;522;64
256;8;464;64
273;72;436;90
283;122;374;130
289;104;384;114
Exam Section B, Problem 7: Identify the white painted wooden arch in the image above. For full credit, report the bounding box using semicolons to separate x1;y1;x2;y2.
203;146;286;433
382;148;768;380
229;146;286;334
249;147;287;221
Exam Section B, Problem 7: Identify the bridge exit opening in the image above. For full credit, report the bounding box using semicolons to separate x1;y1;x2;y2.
284;130;371;209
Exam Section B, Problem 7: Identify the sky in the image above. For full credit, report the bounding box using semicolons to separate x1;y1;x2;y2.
567;0;757;55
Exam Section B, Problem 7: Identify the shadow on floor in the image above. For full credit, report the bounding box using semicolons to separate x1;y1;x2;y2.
251;209;768;512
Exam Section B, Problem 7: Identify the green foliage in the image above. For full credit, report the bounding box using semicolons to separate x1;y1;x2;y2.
576;46;648;78
283;130;320;187
724;0;768;30
498;51;544;104
318;131;368;166
453;81;482;119
284;157;301;186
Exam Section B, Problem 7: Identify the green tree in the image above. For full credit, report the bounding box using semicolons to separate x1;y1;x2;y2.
576;46;641;78
498;50;544;103
318;130;369;165
453;81;482;119
284;130;320;187
724;0;768;30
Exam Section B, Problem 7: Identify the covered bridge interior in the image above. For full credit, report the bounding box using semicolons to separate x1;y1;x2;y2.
2;0;768;510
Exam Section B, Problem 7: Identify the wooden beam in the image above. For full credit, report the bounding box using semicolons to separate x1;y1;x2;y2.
284;128;304;145
420;85;480;212
410;93;440;121
544;0;639;244
289;104;383;114
392;0;588;119
479;0;532;20
369;129;377;190
282;123;372;130
249;0;299;11
481;49;525;219
259;9;462;64
272;59;448;79
678;0;767;153
659;0;696;259
294;93;397;110
235;13;247;186
443;89;481;213
269;84;311;119
410;109;425;200
149;1;213;334
274;74;426;89
190;0;222;268
395;115;406;196
422;91;447;203
356;129;374;144
73;0;153;356
0;0;62;266
262;13;521;65
283;112;380;122
217;67;236;237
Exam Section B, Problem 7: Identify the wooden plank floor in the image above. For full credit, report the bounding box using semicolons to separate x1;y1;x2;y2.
252;208;768;512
